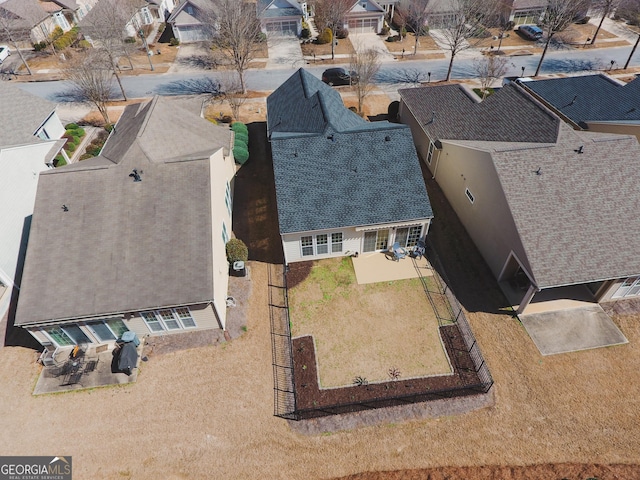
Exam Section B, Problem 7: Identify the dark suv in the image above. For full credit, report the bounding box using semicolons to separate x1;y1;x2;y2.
322;68;358;86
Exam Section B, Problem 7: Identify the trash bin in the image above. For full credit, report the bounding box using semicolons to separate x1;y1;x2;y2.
120;331;140;347
231;261;246;277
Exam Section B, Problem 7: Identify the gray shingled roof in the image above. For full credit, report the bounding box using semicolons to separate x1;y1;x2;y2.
399;83;560;144
484;124;640;288
268;68;432;234
0;82;56;147
0;0;49;29
257;0;302;18
14;96;231;326
520;74;640;127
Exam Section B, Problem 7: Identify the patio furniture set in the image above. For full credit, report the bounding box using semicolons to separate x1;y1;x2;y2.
390;240;426;262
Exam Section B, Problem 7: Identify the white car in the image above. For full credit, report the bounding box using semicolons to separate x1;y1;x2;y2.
0;45;10;64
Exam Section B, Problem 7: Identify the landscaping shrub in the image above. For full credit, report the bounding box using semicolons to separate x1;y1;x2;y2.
256;32;267;43
49;26;64;42
65;123;79;130
234;139;248;153
53;155;67;167
317;27;333;45
336;26;349;39
387;101;400;122
380;25;390;36
231;122;248;134
575;16;590;24
386;35;400;42
33;41;47;51
169;37;180;46
301;28;311;39
234;131;249;144
220;115;233;123
124;36;137;44
233;146;249;165
53;26;79;50
226;238;248;264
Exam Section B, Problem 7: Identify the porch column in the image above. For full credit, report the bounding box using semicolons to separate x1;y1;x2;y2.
516;284;537;315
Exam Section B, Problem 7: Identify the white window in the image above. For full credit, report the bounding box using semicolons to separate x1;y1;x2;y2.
301;236;314;256
316;234;328;254
331;233;343;253
407;226;422;247
427;141;435;164
222;222;229;244
225;181;232;216
141;308;198;332
465;187;475;204
140;6;153;25
53;12;70;30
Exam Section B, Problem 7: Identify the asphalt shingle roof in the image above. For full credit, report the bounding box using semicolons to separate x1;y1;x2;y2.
520;74;640;127
487;125;640;288
0;82;56;147
14;96;231;326
268;68;433;234
399;83;560;144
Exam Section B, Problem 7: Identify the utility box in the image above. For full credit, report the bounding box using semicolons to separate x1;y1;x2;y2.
120;331;140;347
231;261;246;277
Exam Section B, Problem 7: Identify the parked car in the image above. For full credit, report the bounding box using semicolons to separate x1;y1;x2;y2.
0;45;10;64
517;25;543;41
322;67;358;86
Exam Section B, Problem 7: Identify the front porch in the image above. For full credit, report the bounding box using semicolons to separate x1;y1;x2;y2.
33;343;142;395
351;251;434;284
499;280;599;315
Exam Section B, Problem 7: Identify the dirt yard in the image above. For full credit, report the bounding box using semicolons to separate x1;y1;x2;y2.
288;258;451;386
2;90;640;480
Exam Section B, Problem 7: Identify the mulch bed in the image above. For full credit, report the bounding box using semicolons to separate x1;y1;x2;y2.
292;323;488;419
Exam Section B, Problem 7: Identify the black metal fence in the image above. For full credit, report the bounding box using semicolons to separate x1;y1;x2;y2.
269;245;493;421
268;263;297;419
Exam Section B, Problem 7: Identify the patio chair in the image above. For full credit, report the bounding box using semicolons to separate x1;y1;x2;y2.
391;242;408;261
413;240;426;260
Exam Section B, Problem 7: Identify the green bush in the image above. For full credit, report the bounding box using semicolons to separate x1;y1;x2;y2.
33;41;47;51
53;26;79;50
234;131;249;144
301;28;310;39
336;26;349;39
317;27;333;45
233;146;249;164
66;143;77;152
65;123;79;130
169;37;180;46
77;39;91;49
226;238;248;264
49;26;64;42
54;154;66;167
234;139;248;152
231;122;248;134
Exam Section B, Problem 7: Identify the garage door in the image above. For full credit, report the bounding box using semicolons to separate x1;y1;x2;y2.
176;25;208;43
266;20;298;36
348;18;378;33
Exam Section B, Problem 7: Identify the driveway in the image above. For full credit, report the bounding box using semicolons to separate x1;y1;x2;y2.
265;36;304;69
350;32;395;61
520;304;628;355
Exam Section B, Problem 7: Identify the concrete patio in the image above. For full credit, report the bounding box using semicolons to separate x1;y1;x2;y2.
351;251;433;284
33;344;142;395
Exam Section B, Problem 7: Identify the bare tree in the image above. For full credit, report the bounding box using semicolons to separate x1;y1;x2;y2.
203;0;264;94
79;0;142;100
220;73;248;122
590;0;621;44
313;0;353;60
534;0;591;76
432;0;499;81
349;44;381;116
393;1;410;40
0;7;32;75
402;0;431;55
64;50;116;125
473;54;509;99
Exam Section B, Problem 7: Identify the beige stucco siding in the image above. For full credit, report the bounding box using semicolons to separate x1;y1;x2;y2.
433;141;533;281
400;100;433;164
586;122;640;143
209;149;236;329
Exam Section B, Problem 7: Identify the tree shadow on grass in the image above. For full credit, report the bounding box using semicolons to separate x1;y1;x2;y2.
232;122;284;265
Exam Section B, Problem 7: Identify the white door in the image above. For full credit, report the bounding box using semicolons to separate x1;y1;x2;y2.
363;229;389;252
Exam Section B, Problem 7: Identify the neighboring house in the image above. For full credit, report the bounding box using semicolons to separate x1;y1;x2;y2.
267;68;433;265
499;0;547;26
39;1;73;31
515;74;640;142
0;0;56;45
344;0;385;33
14;96;237;350
167;0;213;43
399;82;640;313
78;0;161;43
257;0;303;37
146;0;175;21
0;82;66;321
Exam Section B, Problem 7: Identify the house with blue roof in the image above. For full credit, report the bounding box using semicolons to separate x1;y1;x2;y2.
267;68;433;265
257;0;305;36
516;74;640;142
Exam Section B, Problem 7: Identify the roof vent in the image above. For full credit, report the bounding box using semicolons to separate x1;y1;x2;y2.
129;169;142;182
384;135;391;142
424;111;436;125
61;204;68;212
534;167;542;176
575;145;584;154
327;134;335;142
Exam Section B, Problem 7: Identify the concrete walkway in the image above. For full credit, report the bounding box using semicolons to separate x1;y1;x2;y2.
520;304;628;356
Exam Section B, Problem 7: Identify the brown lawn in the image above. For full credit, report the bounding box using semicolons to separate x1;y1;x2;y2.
301;37;356;57
288;258;451;387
